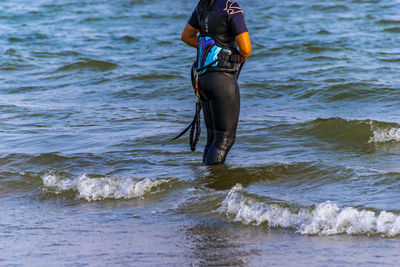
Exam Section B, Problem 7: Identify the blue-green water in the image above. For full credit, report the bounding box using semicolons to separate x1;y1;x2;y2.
1;0;400;265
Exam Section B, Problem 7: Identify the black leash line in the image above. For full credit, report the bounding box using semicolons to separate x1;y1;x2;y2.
163;60;245;149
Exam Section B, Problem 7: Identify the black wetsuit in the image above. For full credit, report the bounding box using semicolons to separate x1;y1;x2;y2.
188;0;248;165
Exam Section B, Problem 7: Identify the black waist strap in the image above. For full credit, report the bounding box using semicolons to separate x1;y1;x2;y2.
218;52;243;63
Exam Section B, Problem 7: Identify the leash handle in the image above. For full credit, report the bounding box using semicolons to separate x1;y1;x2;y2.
190;71;201;152
194;72;199;97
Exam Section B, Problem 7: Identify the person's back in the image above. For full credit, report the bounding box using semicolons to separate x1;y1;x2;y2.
182;0;251;165
190;0;248;50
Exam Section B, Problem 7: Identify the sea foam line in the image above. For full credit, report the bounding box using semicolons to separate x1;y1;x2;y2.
369;126;400;143
219;184;400;237
42;174;174;201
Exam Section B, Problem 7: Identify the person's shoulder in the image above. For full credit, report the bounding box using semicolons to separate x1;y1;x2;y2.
216;0;244;16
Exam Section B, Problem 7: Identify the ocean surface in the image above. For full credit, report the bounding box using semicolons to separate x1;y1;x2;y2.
1;0;400;265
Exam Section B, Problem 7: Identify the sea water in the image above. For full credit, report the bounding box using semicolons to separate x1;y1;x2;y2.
1;0;400;265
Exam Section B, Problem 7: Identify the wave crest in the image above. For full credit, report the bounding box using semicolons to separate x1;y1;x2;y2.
57;59;118;72
42;174;174;201
219;184;400;236
297;118;400;146
369;126;400;143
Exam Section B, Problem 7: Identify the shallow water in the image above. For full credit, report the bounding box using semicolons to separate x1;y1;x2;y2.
1;0;400;265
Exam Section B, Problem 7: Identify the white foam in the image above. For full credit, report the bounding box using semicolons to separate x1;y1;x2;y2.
43;174;77;191
369;127;400;143
42;174;173;201
219;184;400;236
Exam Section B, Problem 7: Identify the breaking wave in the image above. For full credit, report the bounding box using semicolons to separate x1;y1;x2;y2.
219;184;400;237
296;118;400;146
369;126;400;143
42;174;176;201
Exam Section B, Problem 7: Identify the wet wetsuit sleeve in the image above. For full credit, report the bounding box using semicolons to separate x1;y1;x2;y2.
188;6;200;29
227;2;248;36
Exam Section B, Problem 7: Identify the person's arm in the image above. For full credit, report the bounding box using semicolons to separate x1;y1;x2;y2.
235;32;251;62
181;24;199;48
225;1;251;63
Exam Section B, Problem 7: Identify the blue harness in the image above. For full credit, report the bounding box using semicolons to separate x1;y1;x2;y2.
196;36;232;74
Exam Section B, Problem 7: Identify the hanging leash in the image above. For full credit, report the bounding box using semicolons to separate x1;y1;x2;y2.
163;59;217;149
164;60;244;150
189;72;201;151
163;67;203;150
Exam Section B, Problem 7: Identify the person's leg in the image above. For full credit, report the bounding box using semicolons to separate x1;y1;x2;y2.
200;72;240;165
201;99;214;163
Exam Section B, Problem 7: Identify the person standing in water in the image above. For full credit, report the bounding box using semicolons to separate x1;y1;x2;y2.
181;0;252;165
